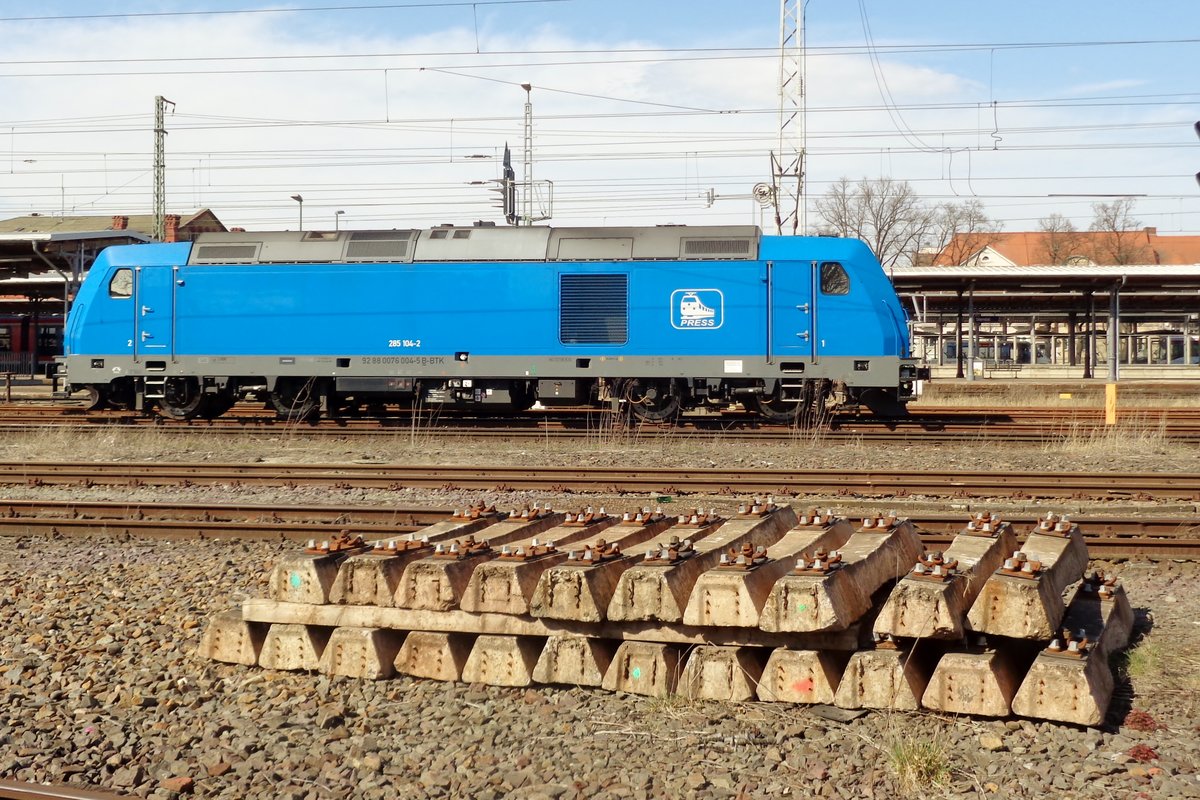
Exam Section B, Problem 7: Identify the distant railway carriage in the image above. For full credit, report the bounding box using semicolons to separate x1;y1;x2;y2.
56;224;920;422
0;313;62;374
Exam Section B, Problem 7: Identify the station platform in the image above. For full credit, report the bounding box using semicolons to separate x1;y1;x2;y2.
915;377;1200;407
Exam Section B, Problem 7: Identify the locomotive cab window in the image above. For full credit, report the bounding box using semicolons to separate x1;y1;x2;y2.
820;262;850;295
108;268;133;299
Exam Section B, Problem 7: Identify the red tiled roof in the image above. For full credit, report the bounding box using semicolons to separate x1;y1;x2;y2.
933;229;1200;266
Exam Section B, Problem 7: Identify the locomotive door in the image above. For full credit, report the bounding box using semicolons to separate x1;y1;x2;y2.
767;260;816;360
133;265;175;361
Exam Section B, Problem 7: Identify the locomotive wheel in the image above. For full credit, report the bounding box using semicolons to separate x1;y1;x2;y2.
810;378;832;425
107;380;136;411
509;381;536;412
270;378;319;420
199;391;237;420
623;378;682;423
157;377;205;421
82;385;108;411
750;392;802;424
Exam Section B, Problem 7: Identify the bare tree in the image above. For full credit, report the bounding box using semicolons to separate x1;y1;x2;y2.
927;199;1002;265
1037;212;1084;264
1088;198;1152;265
813;177;933;270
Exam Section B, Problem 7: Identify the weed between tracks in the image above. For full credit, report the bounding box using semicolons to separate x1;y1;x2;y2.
1117;635;1200;716
3;409;1200;479
883;729;951;795
1041;419;1182;457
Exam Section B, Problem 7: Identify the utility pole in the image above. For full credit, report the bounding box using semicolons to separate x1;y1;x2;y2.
153;95;175;242
771;0;805;235
521;83;533;226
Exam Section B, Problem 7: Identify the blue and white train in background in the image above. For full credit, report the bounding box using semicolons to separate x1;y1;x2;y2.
56;224;922;423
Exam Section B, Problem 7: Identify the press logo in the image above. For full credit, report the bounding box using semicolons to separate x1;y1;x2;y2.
671;289;723;329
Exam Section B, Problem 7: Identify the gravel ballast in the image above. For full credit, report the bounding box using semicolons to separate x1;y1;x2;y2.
0;432;1197;798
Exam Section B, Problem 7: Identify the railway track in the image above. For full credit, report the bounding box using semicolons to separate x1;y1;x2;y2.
0;779;126;800
2;403;1200;443
2;497;1197;557
3;461;1200;500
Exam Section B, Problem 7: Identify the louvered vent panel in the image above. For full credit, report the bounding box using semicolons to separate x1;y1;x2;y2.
193;244;260;262
560;274;628;345
345;237;410;261
682;238;751;256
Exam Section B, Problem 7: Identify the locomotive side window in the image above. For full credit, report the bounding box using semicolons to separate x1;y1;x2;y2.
559;273;628;345
108;268;133;298
820;262;850;295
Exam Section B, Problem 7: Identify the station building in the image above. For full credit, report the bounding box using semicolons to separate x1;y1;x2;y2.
0;211;226;373
893;228;1200;381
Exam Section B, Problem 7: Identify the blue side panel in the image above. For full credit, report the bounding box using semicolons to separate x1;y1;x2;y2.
759;236;908;359
172;259;773;358
67;236;909;363
65;243;193;357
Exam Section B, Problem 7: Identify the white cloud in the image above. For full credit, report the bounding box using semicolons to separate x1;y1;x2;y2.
0;9;1194;235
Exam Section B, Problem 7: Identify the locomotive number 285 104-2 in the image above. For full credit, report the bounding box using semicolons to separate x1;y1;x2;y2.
388;339;421;348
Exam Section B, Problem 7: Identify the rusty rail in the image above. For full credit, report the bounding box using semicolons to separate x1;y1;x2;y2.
0;779;129;800
0;498;1197;557
1;462;1199;500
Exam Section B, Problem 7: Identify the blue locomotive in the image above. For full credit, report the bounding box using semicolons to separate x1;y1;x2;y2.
56;224;920;422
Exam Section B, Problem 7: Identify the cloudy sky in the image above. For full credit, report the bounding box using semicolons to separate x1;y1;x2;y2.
0;0;1196;235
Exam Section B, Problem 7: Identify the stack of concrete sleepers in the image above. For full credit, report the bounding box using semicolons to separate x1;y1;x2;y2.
199;503;1133;725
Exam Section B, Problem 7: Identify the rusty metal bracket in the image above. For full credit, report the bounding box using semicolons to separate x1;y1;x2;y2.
908;550;959;582
567;539;622;565
431;536;493;560
616;508;666;527
796;507;836;528
450;502;500;522
562;507;609;527
1045;627;1091;659
1082;570;1122;601
366;533;430;556
872;632;901;651
505;503;553;521
793;547;843;575
859;512;901;532
304;529;367;555
498;538;558;561
998;550;1044;579
642;535;696;565
676;509;722;528
960;511;1006;538
1033;513;1077;539
736;498;778;518
718;542;770;570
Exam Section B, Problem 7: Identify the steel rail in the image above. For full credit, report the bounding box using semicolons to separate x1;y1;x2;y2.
0;499;1197;557
2;462;1200;499
0;779;128;800
4;401;1200;447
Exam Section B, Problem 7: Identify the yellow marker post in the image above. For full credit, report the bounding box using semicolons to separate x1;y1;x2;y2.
1105;383;1117;426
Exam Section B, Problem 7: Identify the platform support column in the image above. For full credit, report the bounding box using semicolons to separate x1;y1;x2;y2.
1106;281;1121;425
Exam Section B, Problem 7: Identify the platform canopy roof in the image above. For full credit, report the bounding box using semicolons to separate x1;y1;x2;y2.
0;229;150;300
0;210;225;298
890;263;1200;318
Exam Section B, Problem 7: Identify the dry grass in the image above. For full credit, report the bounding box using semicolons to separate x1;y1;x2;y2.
1119;635;1200;707
878;724;951;796
3;406;1200;477
1040;420;1190;458
915;381;1200;409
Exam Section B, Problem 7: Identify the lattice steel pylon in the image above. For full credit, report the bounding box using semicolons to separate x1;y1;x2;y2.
771;0;806;235
521;83;534;226
153;95;175;242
